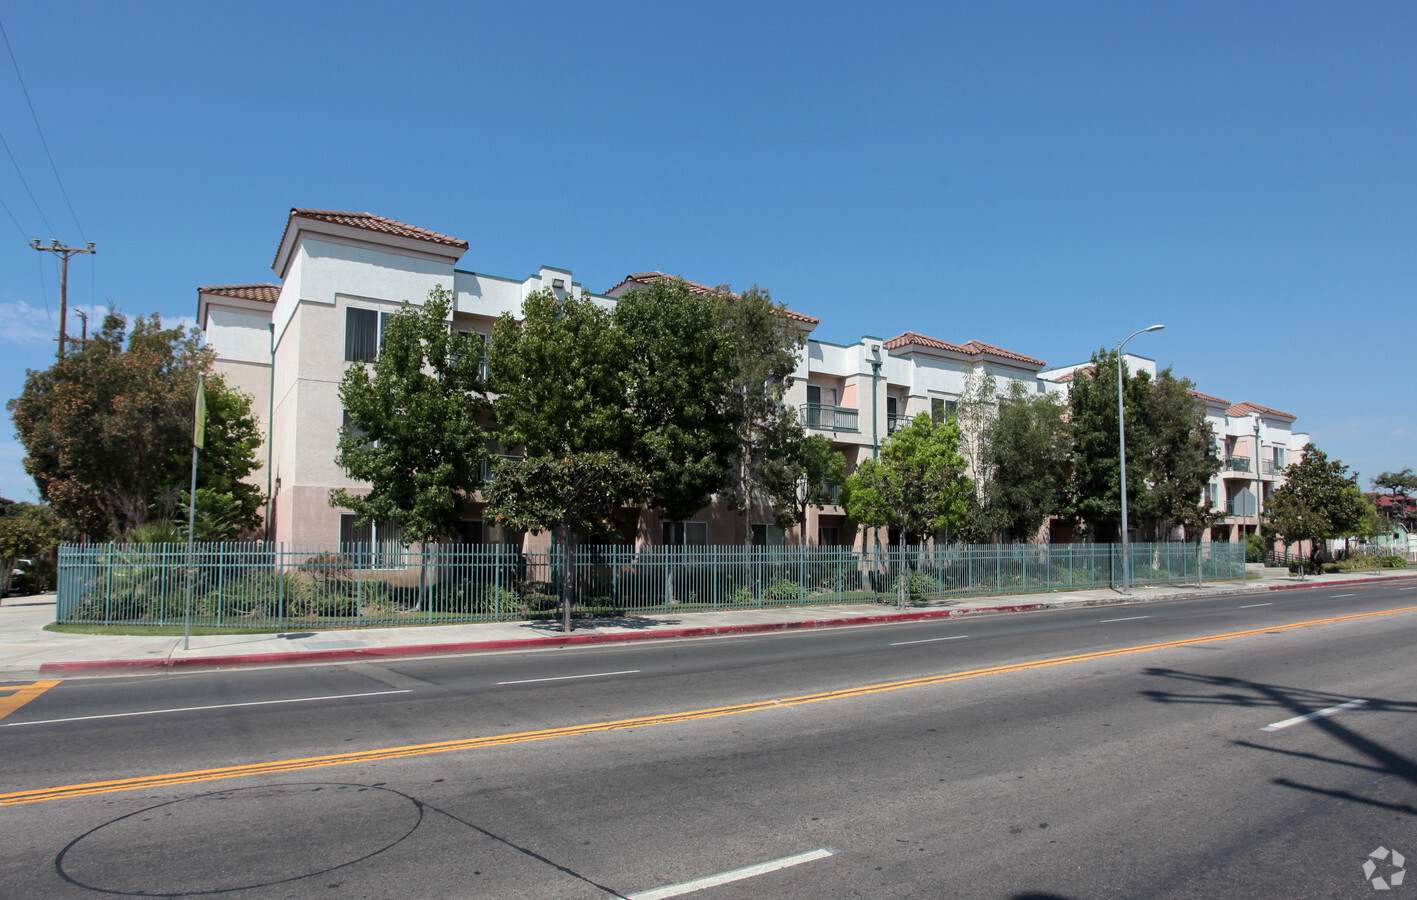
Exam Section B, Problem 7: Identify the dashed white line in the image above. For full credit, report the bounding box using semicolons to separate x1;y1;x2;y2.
1332;593;1355;598
0;689;412;727
625;848;835;899
497;670;640;686
1238;602;1272;609
890;635;969;646
1263;699;1367;732
1098;616;1149;623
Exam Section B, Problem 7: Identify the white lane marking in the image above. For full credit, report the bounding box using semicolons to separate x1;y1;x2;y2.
497;669;639;686
890;635;969;646
625;848;835;900
1098;616;1149;623
1262;699;1368;732
1332;593;1355;598
1401;586;1417;591
1238;602;1273;609
0;689;411;728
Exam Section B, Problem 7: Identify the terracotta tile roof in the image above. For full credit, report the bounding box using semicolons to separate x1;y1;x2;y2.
199;284;281;304
883;332;1046;367
1227;401;1296;420
276;209;468;268
1188;388;1231;406
606;271;819;325
1048;365;1095;383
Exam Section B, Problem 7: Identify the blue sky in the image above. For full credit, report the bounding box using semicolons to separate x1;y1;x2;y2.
0;2;1412;502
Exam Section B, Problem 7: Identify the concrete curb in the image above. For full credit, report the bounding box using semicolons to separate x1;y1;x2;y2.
34;574;1414;675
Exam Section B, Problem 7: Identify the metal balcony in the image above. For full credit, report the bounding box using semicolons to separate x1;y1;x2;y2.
801;403;859;433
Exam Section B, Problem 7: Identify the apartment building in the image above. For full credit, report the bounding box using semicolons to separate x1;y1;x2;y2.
200;208;1306;550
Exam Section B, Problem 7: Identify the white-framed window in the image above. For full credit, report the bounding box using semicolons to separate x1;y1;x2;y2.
930;397;957;423
661;521;707;546
345;307;394;362
339;515;406;568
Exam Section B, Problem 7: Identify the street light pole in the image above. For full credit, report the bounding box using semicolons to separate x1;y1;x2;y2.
1117;324;1165;594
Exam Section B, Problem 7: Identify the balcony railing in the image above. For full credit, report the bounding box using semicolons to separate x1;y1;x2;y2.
814;483;842;505
1223;457;1252;473
886;413;906;434
481;453;524;483
801;403;859;433
1262;459;1282;476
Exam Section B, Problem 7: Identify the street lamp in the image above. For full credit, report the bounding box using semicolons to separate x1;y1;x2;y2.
1117;324;1165;594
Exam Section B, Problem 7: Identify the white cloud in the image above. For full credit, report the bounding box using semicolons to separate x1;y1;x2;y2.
0;300;57;345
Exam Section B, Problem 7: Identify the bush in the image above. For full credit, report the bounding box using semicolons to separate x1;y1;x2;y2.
1244;534;1267;563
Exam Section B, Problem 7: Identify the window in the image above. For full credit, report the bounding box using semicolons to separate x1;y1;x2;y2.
750;523;785;546
456;330;491;381
341;410;375;450
345;308;394;362
931;398;957;424
338;515;406;567
661;521;707;546
1274;447;1285;466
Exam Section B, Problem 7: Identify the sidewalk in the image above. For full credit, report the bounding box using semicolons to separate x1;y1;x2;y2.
4;569;1416;679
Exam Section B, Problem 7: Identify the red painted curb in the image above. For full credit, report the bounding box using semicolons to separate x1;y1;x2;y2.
1265;573;1415;592
38;602;1053;675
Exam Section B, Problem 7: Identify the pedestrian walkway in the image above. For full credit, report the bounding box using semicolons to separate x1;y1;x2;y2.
3;569;1415;678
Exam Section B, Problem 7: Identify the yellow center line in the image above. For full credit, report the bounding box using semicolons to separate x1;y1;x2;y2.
4;605;1415;807
0;681;61;724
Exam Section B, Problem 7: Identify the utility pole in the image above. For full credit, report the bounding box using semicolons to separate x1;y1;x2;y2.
31;239;96;360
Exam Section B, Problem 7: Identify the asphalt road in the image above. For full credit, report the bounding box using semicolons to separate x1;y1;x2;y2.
2;582;1415;898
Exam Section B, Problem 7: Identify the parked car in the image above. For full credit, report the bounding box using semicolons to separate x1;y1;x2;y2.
6;558;49;596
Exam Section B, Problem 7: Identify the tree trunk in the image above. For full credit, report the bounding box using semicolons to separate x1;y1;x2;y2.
560;526;576;632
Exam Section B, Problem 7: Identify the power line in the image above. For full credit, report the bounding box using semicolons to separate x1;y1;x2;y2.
0;190;31;240
0;18;84;241
0;126;55;238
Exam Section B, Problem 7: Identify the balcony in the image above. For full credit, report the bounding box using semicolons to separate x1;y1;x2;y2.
1223;456;1252;473
815;483;842;505
1262;459;1283;476
801;403;859;433
886;413;906;434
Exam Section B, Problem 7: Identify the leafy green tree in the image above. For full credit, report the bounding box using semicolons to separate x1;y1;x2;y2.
9;309;263;539
1066;349;1154;540
768;433;849;535
979;381;1070;541
715;285;808;545
1138;370;1221;538
614;278;739;523
488;289;645;629
330;286;489;547
955;365;998;488
0;501;59;596
842;413;971;606
1263;443;1369;577
1175;503;1229;586
483;453;647;631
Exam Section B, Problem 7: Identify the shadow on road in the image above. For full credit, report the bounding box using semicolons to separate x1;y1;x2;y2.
1140;667;1417;816
521;615;685;633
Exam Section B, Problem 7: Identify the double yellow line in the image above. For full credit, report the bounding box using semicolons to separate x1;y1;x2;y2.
4;605;1414;807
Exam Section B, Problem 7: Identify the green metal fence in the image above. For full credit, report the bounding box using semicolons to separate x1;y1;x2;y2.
55;541;1245;629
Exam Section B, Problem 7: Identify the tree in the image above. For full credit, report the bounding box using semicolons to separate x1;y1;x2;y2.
1066;349;1153;540
978;381;1070;541
330;286;490;548
482;453;647;632
487;289;644;629
1138;370;1221;538
1175;503;1229;586
9;309;264;540
955;365;998;488
614;278;740;523
0;501;59;597
769;433;849;535
1263;443;1369;577
1371;468;1416;531
842;413;971;606
714;285;808;545
1065;351;1219;542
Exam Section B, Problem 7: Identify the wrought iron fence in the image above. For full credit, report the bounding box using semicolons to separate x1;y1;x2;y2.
56;541;1245;629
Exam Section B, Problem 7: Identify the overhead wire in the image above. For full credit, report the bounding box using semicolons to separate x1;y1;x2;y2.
0;17;84;241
